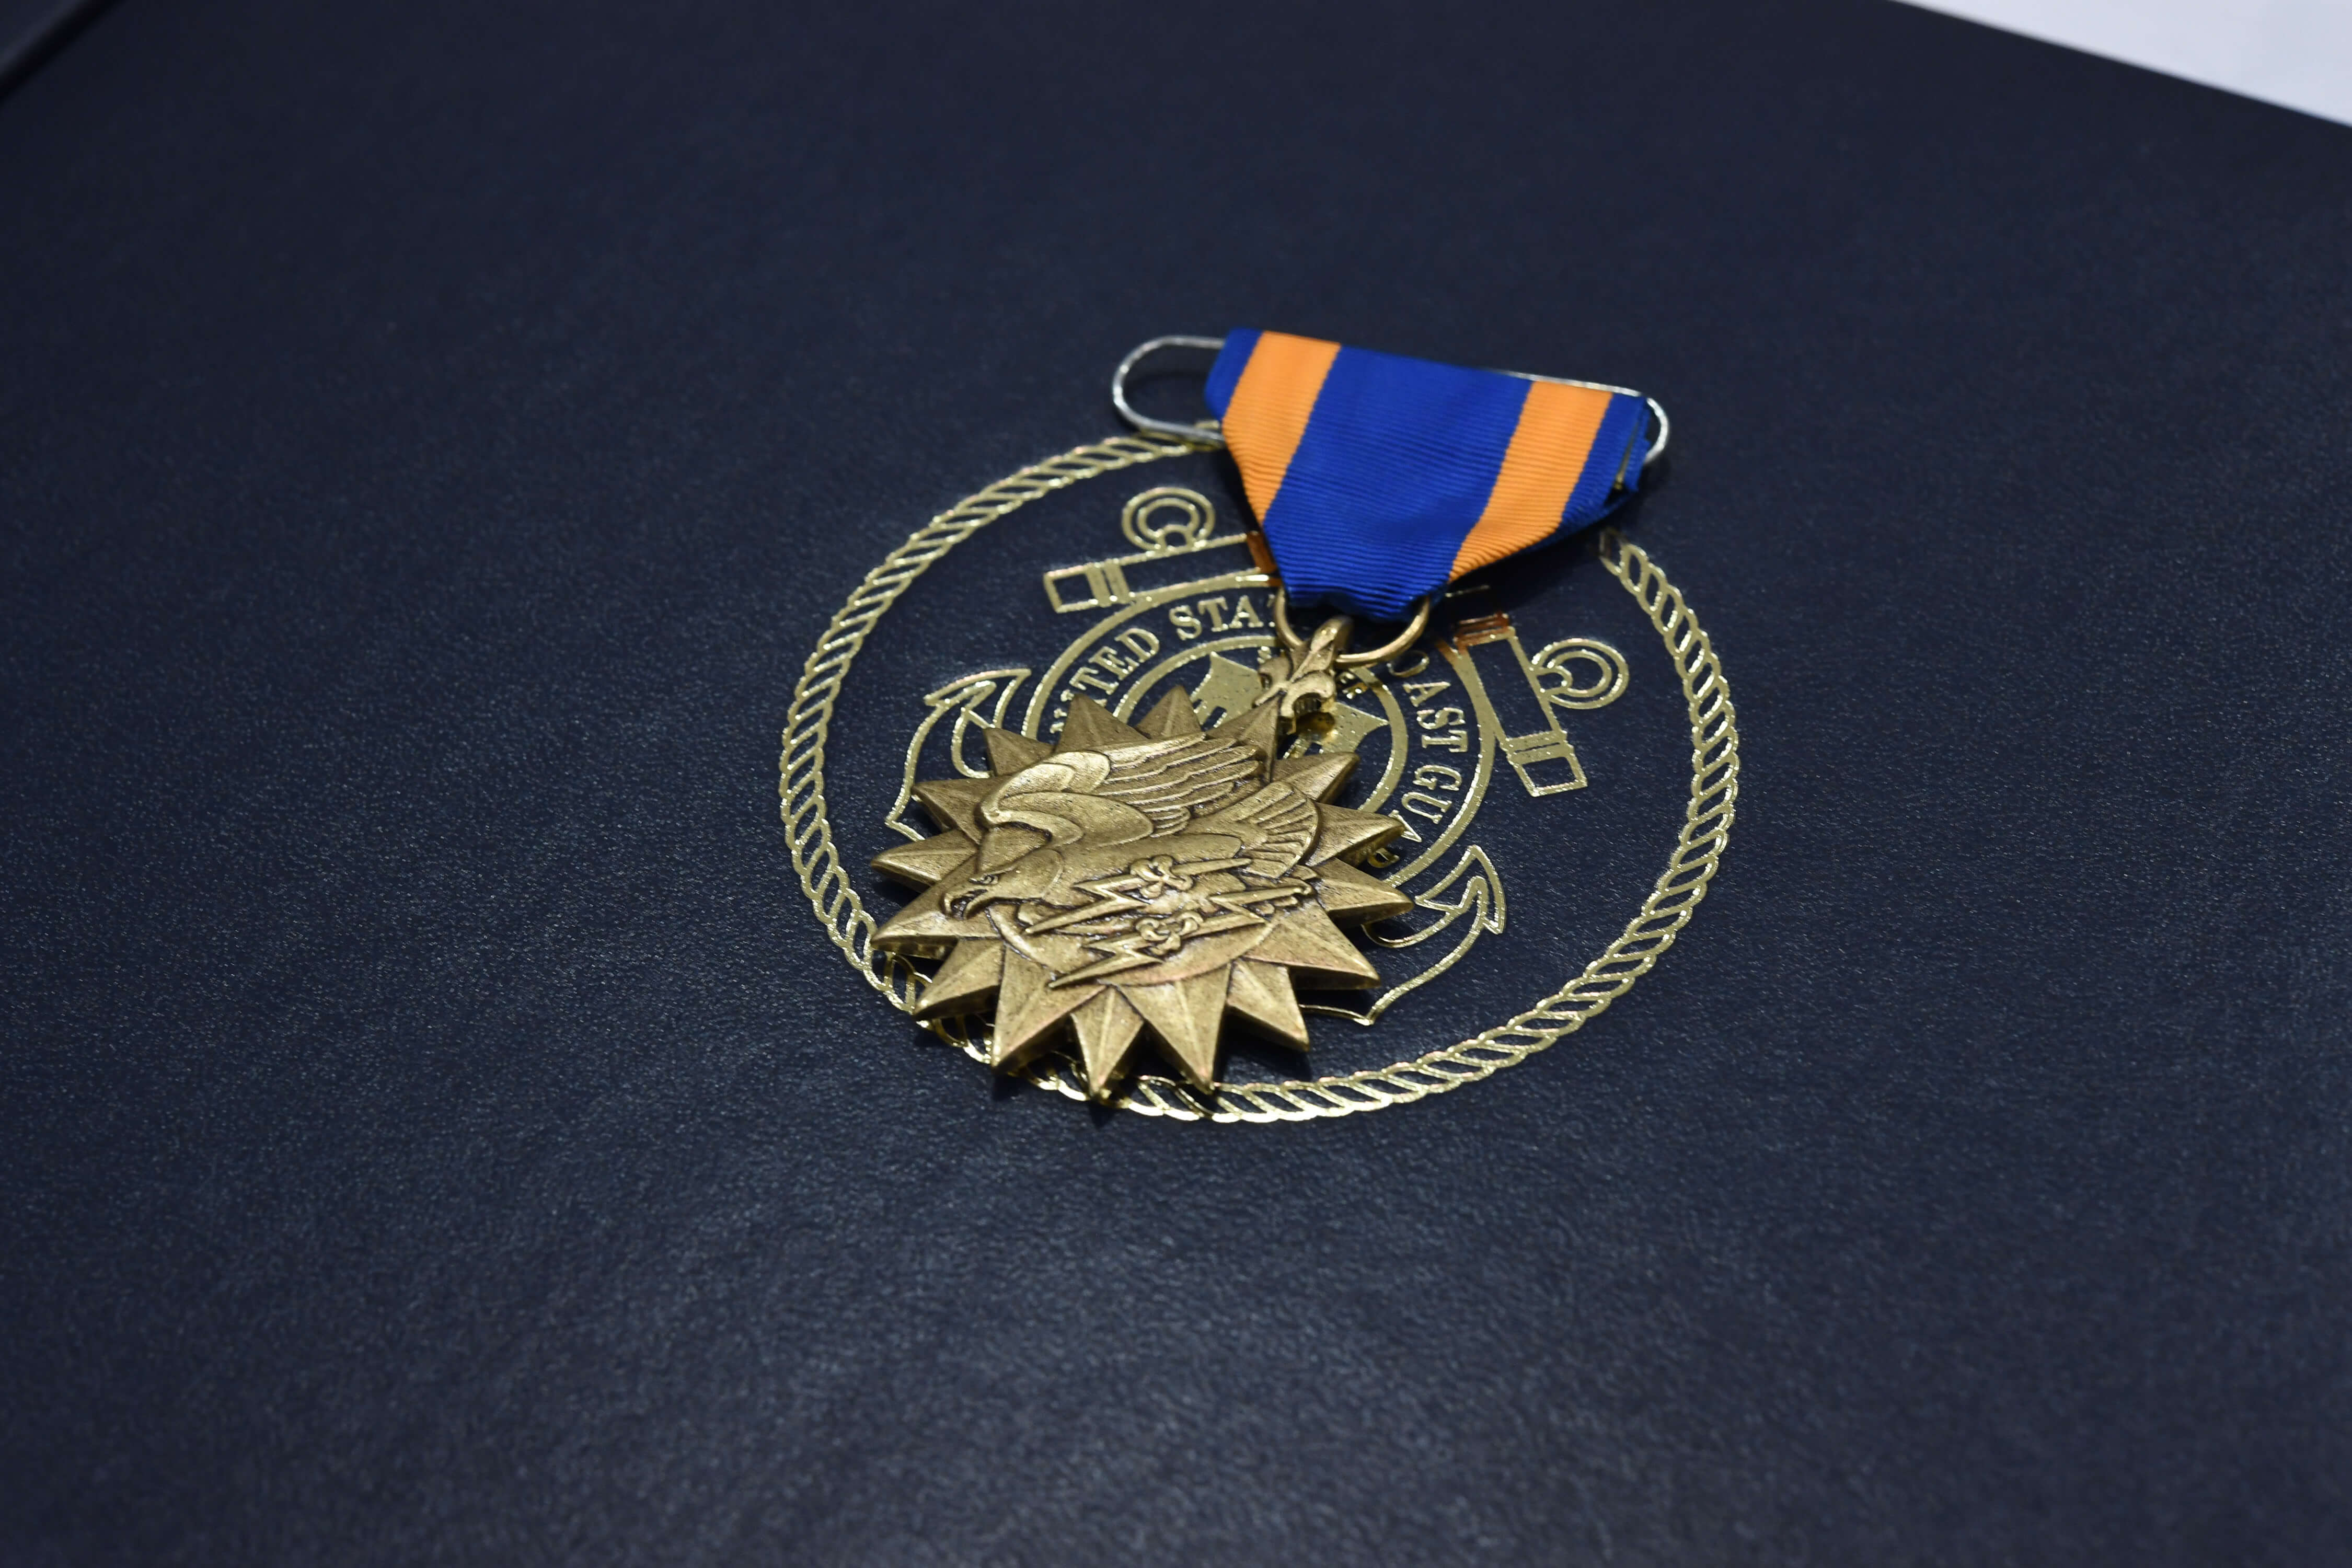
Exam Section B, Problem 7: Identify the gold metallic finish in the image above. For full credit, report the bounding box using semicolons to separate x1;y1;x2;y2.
868;692;1412;1097
779;434;1738;1122
881;670;1032;843
1251;612;1351;727
1041;487;1247;614
1307;844;1506;1028
1529;637;1631;710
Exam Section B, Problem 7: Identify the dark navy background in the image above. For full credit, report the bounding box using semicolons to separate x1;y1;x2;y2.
3;0;2347;1562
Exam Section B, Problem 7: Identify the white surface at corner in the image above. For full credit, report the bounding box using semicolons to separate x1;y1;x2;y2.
1900;0;2352;126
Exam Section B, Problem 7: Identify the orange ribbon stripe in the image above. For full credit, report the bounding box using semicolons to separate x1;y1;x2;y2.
1449;379;1616;580
1220;331;1341;521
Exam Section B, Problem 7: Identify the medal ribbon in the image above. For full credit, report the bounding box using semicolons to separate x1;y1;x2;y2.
1203;329;1654;619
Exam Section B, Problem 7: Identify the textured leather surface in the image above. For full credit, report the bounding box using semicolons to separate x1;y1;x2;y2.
0;2;107;100
3;0;2348;1562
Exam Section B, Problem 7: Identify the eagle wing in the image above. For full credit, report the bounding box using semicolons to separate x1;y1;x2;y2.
1092;736;1261;836
1194;781;1320;879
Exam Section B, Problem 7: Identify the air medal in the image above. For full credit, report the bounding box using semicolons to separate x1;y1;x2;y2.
783;330;1740;1121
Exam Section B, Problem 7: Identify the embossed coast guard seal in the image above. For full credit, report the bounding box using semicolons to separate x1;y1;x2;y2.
781;340;1738;1123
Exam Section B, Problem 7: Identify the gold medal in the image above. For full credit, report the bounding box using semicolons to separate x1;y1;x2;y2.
873;688;1416;1096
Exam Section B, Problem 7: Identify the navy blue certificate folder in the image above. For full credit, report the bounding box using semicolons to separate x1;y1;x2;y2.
3;0;2347;1561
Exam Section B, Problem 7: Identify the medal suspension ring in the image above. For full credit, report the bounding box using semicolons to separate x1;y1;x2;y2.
780;433;1740;1122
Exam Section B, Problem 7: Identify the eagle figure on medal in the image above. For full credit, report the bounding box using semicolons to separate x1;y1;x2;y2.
869;329;1667;1101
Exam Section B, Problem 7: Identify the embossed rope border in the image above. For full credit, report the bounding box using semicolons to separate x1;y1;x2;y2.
780;433;1738;1123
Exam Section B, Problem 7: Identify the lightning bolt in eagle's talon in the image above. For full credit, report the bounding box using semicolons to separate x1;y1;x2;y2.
1050;908;1274;987
1207;880;1312;919
1043;931;1166;987
1020;885;1148;937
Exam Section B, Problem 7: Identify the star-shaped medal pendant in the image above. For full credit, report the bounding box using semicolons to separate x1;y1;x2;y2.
870;689;1413;1100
